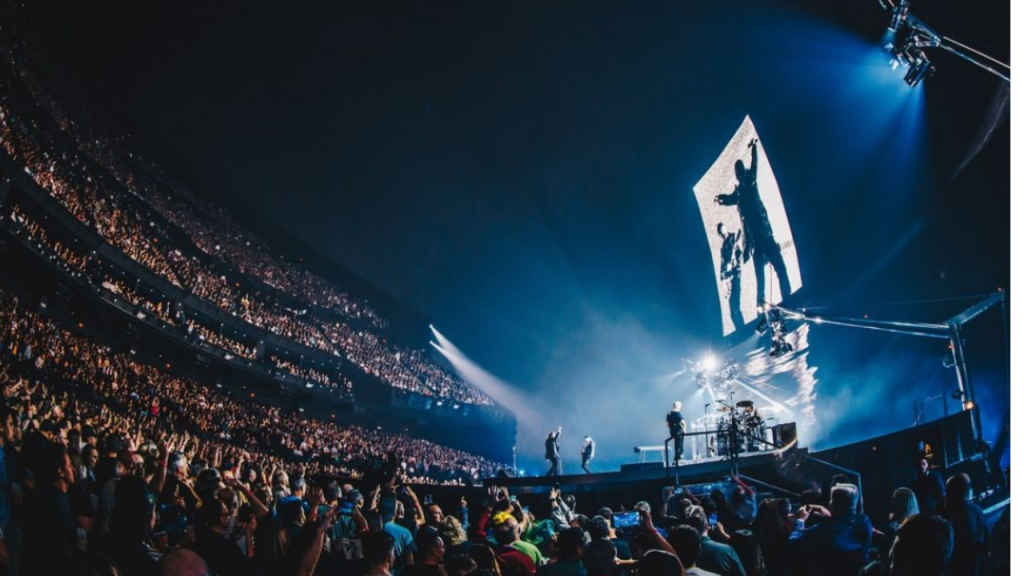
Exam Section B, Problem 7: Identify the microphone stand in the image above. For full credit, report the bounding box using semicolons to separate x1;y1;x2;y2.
704;403;711;459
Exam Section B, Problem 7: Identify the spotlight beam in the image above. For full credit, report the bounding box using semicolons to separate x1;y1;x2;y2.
730;377;793;415
428;325;546;434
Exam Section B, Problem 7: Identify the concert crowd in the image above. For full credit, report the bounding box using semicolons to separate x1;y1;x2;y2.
0;52;491;406
0;25;1009;576
0;299;1007;576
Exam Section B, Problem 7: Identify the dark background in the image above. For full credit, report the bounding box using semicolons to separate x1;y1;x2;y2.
8;0;1009;470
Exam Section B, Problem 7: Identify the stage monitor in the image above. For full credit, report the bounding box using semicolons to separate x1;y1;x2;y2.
693;116;802;335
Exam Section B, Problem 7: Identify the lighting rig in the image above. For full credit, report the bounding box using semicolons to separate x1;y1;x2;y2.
763;291;1007;445
878;0;1009;86
755;306;794;357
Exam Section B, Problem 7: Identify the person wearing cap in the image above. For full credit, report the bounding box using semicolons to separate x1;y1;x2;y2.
494;515;537;576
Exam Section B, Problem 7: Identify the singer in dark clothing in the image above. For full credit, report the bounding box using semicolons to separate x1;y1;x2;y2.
545;427;563;476
715;138;792;306
666;401;686;466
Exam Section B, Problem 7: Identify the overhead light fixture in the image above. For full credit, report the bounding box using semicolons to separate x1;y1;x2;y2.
882;0;910;52
754;306;793;357
878;0;1009;85
903;49;934;87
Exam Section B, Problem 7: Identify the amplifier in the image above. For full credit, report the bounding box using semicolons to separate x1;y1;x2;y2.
772;422;798;447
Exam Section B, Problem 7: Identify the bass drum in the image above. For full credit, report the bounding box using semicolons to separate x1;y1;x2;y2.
745;422;768;452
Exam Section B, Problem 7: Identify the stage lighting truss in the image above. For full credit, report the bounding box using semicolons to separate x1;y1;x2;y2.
878;0;1008;85
891;43;934;88
775;291;1007;446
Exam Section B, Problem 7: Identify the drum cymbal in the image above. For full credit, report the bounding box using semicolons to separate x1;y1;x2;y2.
716;405;732;412
736;400;754;409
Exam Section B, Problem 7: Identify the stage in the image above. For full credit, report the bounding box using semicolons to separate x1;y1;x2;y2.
489;437;801;495
481;410;1006;528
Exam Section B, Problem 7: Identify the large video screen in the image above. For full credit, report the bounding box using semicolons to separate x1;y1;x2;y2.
693;116;802;335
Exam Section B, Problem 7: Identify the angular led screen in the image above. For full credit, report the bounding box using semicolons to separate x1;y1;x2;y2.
693;116;802;335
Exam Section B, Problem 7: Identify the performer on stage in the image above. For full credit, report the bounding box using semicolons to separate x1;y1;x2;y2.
739;400;763;451
581;436;595;474
666;401;687;466
545;426;562;476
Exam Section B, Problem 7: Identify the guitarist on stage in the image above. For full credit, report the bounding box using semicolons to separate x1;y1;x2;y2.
581;436;595;474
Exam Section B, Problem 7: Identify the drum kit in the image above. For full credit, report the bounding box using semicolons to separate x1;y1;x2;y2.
700;399;772;458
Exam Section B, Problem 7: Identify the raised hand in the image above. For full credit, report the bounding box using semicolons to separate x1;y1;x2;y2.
637;506;656;532
308;486;325;510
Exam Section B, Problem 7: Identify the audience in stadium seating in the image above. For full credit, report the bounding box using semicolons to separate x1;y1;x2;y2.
0;33;1008;576
0;290;502;486
0;205;1008;576
0;58;492;406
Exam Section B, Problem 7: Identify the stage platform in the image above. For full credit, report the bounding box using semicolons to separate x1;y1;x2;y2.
487;441;799;495
481;410;1001;529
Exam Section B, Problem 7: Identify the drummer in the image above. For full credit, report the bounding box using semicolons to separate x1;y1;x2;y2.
738;400;764;451
738;400;762;425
